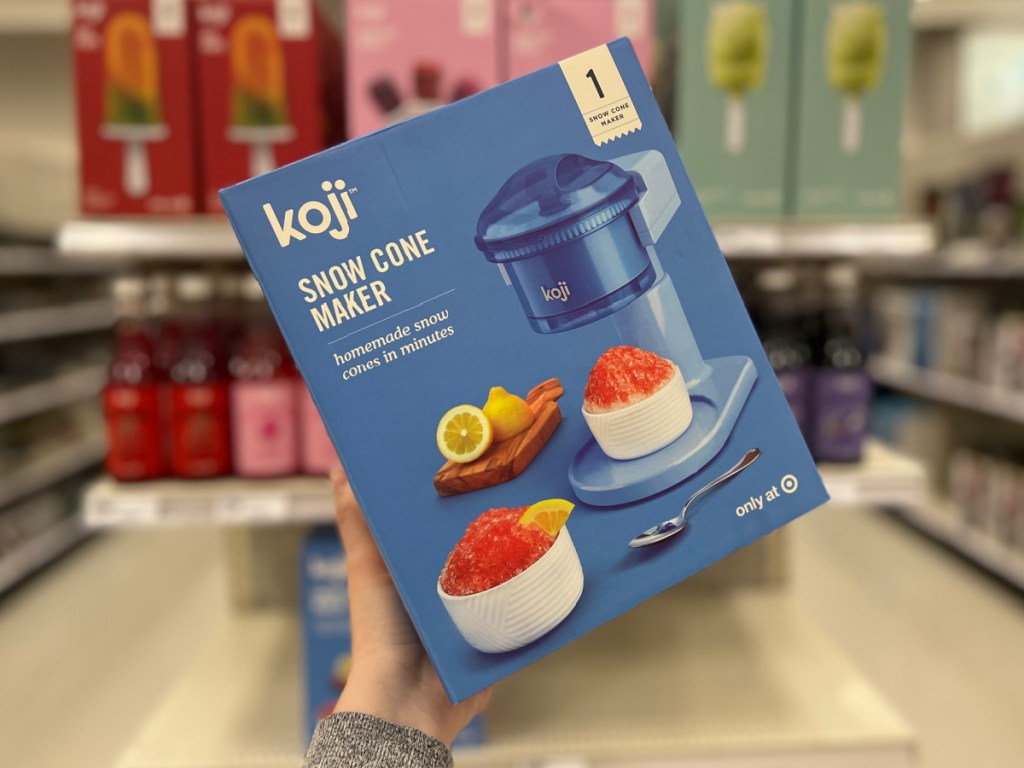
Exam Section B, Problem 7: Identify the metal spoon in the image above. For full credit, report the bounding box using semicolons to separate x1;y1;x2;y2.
628;448;762;548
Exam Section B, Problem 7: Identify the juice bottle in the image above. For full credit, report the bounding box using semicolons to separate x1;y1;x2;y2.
297;380;338;476
811;266;872;463
103;276;166;480
229;275;299;477
168;273;232;478
757;268;813;440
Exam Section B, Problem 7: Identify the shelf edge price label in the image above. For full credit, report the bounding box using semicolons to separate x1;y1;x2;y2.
215;495;289;524
91;496;161;526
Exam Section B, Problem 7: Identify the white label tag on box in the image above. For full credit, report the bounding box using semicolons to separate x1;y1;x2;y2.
559;45;642;146
276;0;312;40
614;0;646;39
460;0;494;36
151;0;186;38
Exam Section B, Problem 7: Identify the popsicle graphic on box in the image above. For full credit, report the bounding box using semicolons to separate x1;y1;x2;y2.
100;10;169;198
227;14;295;177
707;1;769;155
827;1;887;154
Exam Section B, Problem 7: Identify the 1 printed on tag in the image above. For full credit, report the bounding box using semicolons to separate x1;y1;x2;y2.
559;45;641;146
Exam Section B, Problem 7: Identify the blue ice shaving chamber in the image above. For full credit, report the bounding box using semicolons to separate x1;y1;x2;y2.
475;154;656;334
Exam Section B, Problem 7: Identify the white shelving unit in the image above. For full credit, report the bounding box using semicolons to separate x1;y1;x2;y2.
0;516;87;594
822;439;928;508
0;1;69;34
0;245;117;276
715;221;935;261
870;357;1024;427
58;219;248;261
0;298;116;344
892;498;1024;592
58;218;936;262
861;250;1024;281
913;0;1024;29
83;475;333;528
116;591;913;768
0;365;107;427
82;440;925;528
0;431;106;510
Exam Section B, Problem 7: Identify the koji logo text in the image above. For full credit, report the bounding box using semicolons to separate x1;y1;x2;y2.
263;180;358;248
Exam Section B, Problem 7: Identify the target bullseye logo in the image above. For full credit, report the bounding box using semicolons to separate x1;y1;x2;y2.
780;474;799;494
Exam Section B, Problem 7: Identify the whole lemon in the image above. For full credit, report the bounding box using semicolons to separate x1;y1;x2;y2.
482;386;535;442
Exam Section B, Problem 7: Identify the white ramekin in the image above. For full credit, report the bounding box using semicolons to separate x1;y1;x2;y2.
582;365;693;460
437;526;584;654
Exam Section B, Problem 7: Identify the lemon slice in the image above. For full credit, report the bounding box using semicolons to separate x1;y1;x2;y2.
520;498;574;537
437;405;493;463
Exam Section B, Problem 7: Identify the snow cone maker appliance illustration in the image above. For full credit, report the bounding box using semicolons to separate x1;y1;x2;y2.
474;150;757;506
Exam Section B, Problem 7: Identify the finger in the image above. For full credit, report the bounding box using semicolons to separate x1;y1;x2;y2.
330;469;386;574
330;468;370;548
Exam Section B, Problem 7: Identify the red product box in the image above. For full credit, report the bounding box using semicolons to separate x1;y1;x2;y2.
194;0;344;213
72;0;200;214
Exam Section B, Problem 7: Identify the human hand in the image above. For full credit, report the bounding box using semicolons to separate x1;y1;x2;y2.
330;467;491;747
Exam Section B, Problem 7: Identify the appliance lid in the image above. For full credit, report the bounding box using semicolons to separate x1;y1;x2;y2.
475;154;644;262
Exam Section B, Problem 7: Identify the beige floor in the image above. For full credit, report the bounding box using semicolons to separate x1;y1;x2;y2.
0;509;1022;767
0;528;227;768
790;507;1024;768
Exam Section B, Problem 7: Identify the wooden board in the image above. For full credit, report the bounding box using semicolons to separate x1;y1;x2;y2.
433;379;564;497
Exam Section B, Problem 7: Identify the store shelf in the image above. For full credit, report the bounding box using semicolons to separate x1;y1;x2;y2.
714;221;935;260
58;218;936;262
892;498;1024;592
861;249;1024;281
819;439;928;508
58;219;244;261
0;298;115;344
83;476;334;528
0;1;69;34
83;439;923;528
0;365;107;426
0;245;118;276
913;0;1024;29
0;431;106;510
117;591;913;768
870;356;1024;426
0;517;88;595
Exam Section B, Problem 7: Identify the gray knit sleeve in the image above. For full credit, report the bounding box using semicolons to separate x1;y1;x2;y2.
302;712;454;768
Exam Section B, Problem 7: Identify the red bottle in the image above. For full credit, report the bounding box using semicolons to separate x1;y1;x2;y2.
168;273;232;478
298;383;339;476
104;277;167;481
229;275;299;478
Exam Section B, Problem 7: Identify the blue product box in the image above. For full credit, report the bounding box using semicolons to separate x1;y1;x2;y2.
226;39;829;703
301;528;351;738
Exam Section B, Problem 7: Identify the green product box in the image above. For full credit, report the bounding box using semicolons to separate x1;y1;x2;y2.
789;0;911;219
676;0;795;220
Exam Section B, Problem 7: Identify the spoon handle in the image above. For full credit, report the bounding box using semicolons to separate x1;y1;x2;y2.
682;447;762;519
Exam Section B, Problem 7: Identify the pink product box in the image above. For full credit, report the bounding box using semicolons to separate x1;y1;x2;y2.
345;0;501;139
502;0;654;80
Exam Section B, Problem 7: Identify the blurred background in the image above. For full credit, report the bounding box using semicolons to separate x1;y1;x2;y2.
1;0;1023;766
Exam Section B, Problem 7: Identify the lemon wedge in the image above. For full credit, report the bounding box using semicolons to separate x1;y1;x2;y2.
520;498;574;537
437;405;493;463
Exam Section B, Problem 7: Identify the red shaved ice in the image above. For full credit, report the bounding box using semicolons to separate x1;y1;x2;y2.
439;507;555;597
584;346;675;414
